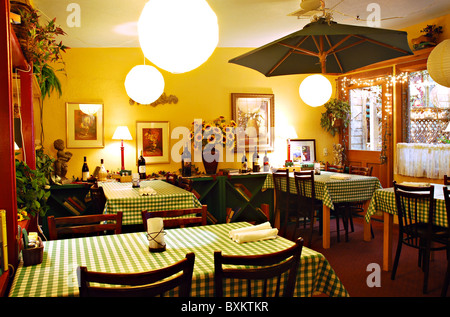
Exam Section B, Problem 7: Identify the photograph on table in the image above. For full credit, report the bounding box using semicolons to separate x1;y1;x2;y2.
136;121;170;164
231;93;274;152
288;139;316;164
66;102;104;148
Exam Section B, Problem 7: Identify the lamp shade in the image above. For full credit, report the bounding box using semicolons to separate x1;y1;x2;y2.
299;74;332;107
112;126;133;140
79;104;101;115
125;65;165;105
137;0;219;74
427;39;450;88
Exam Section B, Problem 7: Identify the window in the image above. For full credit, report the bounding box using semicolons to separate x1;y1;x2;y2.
404;70;450;144
349;85;383;151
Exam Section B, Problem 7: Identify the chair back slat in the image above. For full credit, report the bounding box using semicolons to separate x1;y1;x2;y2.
142;205;207;230
214;238;303;297
349;165;373;176
79;252;195;297
325;162;345;173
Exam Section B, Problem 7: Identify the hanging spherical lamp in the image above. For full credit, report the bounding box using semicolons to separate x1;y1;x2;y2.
124;65;165;105
427;39;450;88
137;0;219;74
299;74;332;107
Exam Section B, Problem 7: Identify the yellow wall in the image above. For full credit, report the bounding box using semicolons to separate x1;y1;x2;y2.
38;47;338;180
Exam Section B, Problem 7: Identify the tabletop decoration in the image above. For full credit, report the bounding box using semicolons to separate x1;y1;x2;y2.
139;187;157;196
228;221;278;244
147;217;166;252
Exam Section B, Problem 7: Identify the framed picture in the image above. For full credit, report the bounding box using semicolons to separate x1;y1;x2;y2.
231;93;274;152
66;102;104;148
136;121;170;164
288;139;316;164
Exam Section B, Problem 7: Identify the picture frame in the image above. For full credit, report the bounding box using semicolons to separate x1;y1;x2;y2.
231;93;274;152
288;139;316;164
66;102;104;148
136;121;170;164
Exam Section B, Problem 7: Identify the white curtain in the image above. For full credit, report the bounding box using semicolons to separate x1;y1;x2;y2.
396;143;450;179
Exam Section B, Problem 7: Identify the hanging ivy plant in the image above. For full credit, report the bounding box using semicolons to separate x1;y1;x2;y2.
320;98;350;136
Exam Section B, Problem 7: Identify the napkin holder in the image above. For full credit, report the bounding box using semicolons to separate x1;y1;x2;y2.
22;236;43;266
147;218;166;252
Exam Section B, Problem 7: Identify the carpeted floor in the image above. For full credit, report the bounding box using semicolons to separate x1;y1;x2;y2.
290;216;449;298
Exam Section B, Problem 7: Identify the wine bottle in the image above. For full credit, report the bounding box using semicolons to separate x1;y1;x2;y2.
252;146;260;172
82;156;89;182
99;159;107;181
241;152;247;173
138;150;146;179
181;143;192;177
263;151;270;172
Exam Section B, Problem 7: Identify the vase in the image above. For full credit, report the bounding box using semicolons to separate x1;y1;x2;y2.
202;148;219;175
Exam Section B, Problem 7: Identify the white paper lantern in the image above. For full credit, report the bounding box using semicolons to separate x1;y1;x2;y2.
137;0;219;74
299;74;332;107
124;65;165;105
427;39;450;88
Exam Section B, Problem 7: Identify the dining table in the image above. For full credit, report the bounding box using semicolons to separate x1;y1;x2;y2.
365;183;449;271
100;179;203;226
8;222;349;297
264;170;382;249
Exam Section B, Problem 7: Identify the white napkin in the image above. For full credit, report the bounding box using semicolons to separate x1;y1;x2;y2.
147;217;165;249
229;222;278;244
330;174;351;180
139;187;157;196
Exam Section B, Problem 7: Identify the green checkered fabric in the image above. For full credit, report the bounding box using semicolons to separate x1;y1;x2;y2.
264;171;382;210
365;185;449;227
101;180;202;225
9;222;348;297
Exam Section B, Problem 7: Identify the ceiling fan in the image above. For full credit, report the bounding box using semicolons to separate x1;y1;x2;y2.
287;0;325;18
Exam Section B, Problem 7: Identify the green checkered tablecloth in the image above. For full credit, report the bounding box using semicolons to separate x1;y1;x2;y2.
8;222;349;297
101;180;202;225
264;171;382;210
365;184;449;227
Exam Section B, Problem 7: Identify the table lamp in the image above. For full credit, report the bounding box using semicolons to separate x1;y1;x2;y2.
112;126;133;171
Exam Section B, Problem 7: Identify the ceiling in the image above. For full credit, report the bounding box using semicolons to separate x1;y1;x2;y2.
32;0;450;48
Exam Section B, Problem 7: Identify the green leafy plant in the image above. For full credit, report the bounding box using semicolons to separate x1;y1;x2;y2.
320;98;350;136
420;24;443;42
16;150;54;219
17;6;69;99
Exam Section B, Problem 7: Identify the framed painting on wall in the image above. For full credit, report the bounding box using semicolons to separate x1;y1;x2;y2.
288;139;316;164
136;121;170;164
66;102;104;148
231;93;274;152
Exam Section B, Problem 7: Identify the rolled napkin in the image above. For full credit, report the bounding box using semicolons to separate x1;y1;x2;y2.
330;174;351;180
139;187;157;196
147;217;165;250
229;222;278;244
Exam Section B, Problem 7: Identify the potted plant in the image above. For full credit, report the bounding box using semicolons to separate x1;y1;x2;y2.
412;24;443;50
190;116;236;174
13;5;69;99
320;98;350;137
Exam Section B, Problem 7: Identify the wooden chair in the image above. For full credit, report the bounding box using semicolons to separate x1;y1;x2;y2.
444;174;449;185
272;169;297;238
214;238;304;297
292;171;322;246
325;162;346;173
90;185;107;213
78;252;195;297
392;182;447;293
141;205;207;230
47;212;123;240
347;165;375;238
440;186;450;297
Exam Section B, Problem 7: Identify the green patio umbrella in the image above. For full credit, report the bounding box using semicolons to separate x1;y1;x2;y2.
229;17;413;75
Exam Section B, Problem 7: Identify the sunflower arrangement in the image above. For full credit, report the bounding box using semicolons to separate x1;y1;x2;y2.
190;116;236;152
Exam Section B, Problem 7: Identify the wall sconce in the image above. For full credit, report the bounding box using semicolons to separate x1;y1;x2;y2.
299;74;332;107
112;126;133;171
125;65;165;105
79;104;101;115
137;0;219;74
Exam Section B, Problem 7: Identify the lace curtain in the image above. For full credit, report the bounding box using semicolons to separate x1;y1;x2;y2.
396;143;450;179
